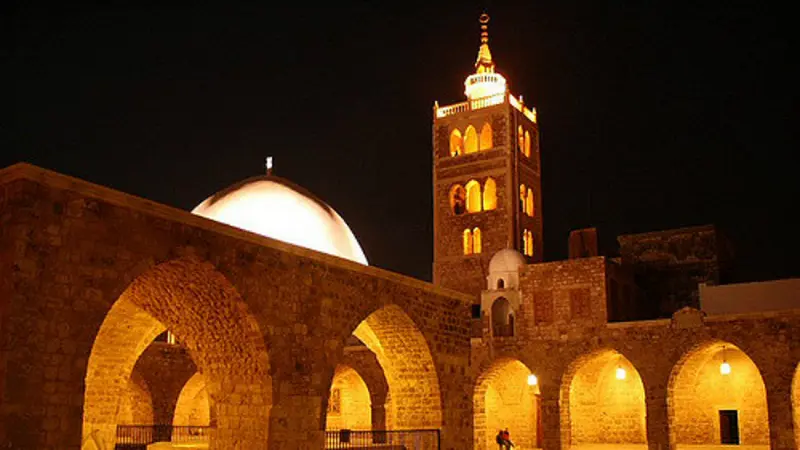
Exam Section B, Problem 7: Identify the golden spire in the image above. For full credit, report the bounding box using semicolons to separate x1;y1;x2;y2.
475;13;495;73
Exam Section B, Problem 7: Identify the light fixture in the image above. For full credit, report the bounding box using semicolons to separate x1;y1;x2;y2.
527;374;538;386
615;366;627;380
720;346;731;375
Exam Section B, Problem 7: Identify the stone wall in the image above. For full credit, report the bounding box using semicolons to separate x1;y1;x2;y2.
0;164;472;450
131;342;198;425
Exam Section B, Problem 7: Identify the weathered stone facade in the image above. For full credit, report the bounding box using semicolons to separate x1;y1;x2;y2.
0;163;472;450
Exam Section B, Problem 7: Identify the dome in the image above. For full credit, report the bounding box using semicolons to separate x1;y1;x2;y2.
489;248;526;274
192;175;368;265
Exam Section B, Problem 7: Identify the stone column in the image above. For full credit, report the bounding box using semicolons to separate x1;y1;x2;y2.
268;395;324;450
370;404;386;431
538;391;562;450
762;368;796;450
644;384;670;450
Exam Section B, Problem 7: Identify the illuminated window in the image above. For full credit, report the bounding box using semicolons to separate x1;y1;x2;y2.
449;185;466;215
449;129;463;157
519;184;526;212
524;131;531;157
479;123;493;151
522;230;529;256
473;228;482;254
483;178;497;211
526;188;534;217
464;125;478;154
463;229;473;255
465;180;482;213
518;126;524;154
526;230;534;257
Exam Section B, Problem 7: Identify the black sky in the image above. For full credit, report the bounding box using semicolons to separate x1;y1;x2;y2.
4;2;798;282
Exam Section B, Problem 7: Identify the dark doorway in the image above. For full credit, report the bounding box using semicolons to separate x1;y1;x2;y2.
719;410;740;445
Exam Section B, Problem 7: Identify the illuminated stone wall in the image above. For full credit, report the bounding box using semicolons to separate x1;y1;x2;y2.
474;359;538;450
325;365;371;431
670;343;769;445
0;164;473;450
117;371;154;426
173;372;210;427
130;342;198;425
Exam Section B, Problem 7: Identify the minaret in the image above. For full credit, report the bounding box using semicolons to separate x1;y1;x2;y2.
431;14;543;298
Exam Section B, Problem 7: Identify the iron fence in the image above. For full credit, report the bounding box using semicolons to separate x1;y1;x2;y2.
115;424;212;448
324;429;440;449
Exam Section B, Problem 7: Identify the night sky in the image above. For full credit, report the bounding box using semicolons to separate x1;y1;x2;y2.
4;2;797;282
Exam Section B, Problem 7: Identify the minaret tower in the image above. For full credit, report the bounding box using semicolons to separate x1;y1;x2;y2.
432;14;542;297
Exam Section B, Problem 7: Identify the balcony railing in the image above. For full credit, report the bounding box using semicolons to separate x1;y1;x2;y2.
436;92;537;123
325;429;441;449
116;425;212;448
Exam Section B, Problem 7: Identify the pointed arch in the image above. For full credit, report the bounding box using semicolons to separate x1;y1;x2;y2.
449;129;463;157
463;229;473;255
490;297;512;337
517;126;524;154
326;365;372;431
474;358;541;450
668;341;770;447
479;122;493;150
473;227;482;254
524;130;531;157
464;125;478;154
561;349;647;448
483;178;497;211
82;257;271;449
449;184;466;215
526;188;534;217
519;184;527;212
465;179;482;213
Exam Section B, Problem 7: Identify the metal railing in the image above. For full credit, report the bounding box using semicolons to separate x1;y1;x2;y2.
325;429;440;449
116;425;212;447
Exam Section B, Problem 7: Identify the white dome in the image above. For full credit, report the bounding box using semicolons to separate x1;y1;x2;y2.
489;248;526;274
192;176;368;265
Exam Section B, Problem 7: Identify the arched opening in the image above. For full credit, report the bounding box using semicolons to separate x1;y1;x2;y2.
474;359;541;450
450;129;463;156
465;125;479;154
497;278;505;290
173;372;210;427
669;341;770;448
82;257;271;449
349;305;443;431
491;297;513;337
562;349;647;449
526;231;534;257
479;122;493;150
117;371;154;426
464;229;473;255
526;188;534;217
466;180;482;213
519;184;527;212
449;184;466;215
522;230;529;257
524;130;531;157
326;365;372;431
473;228;482;254
517;126;524;154
483;178;497;211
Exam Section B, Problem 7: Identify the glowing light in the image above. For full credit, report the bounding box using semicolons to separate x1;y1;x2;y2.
527;374;538;386
616;366;627;380
720;361;731;375
266;156;273;171
193;179;368;264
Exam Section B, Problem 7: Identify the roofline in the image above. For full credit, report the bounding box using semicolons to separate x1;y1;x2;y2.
0;162;472;303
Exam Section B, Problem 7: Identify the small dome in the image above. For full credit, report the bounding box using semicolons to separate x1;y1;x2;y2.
489;248;526;273
192;175;368;265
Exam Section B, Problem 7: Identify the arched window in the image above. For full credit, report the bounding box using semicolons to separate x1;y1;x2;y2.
526;188;534;216
449;185;466;215
491;297;513;337
473;227;482;254
497;278;505;289
526;230;534;257
483;178;497;211
479;122;493;151
519;184;527;212
449;129;463;157
465;180;482;213
522;229;528;256
517;126;524;154
524;130;531;157
463;229;473;255
464;125;478;154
